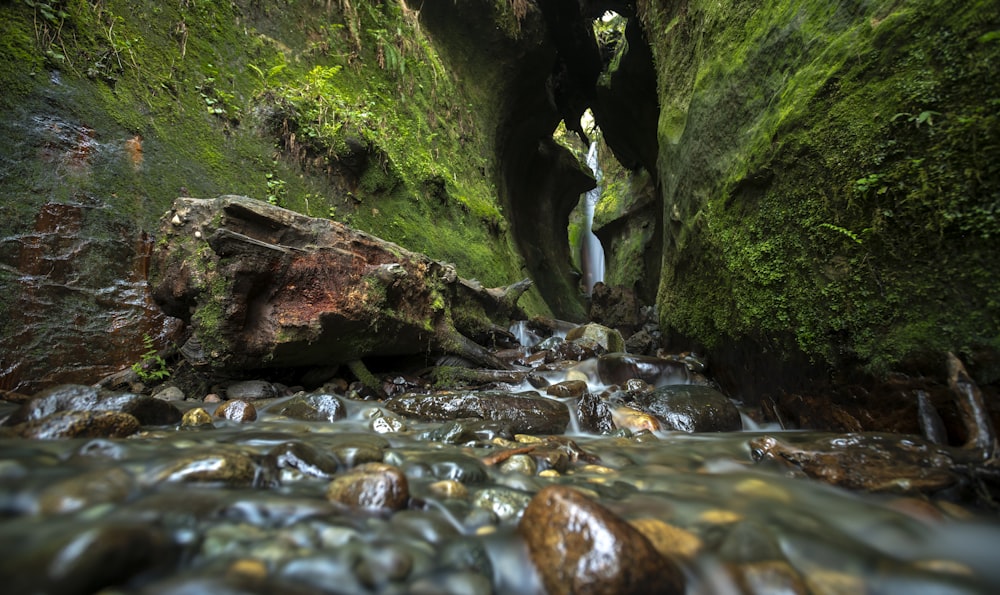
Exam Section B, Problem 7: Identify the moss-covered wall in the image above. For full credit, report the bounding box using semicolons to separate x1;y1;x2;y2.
638;0;1000;379
0;0;547;390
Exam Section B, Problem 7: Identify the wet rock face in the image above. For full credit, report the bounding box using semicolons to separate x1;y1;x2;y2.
0;198;179;394
520;485;685;595
384;390;570;434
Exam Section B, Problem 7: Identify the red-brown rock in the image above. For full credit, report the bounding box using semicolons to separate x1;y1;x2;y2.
519;485;685;595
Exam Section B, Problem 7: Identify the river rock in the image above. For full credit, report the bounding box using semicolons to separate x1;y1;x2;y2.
628;518;703;560
3;384;181;427
154;450;259;486
181;407;214;427
546;380;588;398
385;390;569;435
576;392;614;433
749;433;961;493
225;380;278;401
274;392;345;422
565;323;625;353
268;441;341;479
38;467;135;515
327;433;388;468
401;452;489;484
152;385;186;402
519;485;685;595
596;353;690;386
326;463;409;511
214;399;258;423
16;410;141;440
472;487;532;522
1;522;178;595
632;384;742;432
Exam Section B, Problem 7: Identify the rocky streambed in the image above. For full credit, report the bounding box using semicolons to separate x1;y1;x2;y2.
1;324;999;595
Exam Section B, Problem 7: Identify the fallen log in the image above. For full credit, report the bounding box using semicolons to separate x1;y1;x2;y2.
150;196;530;376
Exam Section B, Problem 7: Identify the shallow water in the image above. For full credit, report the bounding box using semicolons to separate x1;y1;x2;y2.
1;381;999;595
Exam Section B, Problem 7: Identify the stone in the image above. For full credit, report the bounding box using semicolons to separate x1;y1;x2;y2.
610;404;662;433
385;390;569;434
16;410;141;440
519;485;685;595
1;522;179;595
565;323;625;353
274;392;345;422
150;196;529;375
152;386;186;402
428;479;469;500
225;380;278;401
214;399;257;423
596;353;690;386
472;487;532;522
327;433;388;468
499;454;537;476
731;560;809;595
269;441;341;479
402;452;489;484
545;380;588;398
325;463;409;511
589;284;643;336
633;384;742;432
3;384;181;427
749;433;963;494
576;391;614;433
155;451;259;486
181;407;213;427
37;467;134;515
629;518;703;560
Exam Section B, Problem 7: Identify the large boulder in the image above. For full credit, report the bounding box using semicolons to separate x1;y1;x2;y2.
150;196;529;375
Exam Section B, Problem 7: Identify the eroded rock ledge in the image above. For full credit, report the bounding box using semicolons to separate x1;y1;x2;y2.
150;196;530;376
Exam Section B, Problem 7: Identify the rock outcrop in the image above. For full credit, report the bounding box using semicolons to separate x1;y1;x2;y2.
150;196;530;376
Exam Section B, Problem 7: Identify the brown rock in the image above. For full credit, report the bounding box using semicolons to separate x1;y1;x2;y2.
545;380;588;398
155;451;259;486
519;485;685;595
38;467;134;515
214;399;257;423
326;462;409;511
16;410;140;440
629;518;702;560
385;390;569;434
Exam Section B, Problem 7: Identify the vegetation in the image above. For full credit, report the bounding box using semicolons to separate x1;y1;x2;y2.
639;0;1000;376
131;334;169;383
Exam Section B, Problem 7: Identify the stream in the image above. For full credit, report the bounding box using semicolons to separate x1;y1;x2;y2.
1;325;999;595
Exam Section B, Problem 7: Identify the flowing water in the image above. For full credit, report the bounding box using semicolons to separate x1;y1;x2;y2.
1;339;999;594
580;141;605;297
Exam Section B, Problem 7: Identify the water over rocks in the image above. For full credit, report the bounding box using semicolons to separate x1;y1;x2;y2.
1;322;999;594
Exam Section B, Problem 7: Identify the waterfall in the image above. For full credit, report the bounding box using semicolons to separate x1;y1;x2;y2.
580;141;606;296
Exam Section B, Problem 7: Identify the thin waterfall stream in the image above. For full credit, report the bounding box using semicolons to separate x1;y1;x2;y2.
580;141;606;296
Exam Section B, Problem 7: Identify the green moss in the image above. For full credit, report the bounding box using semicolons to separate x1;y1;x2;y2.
641;0;1000;374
